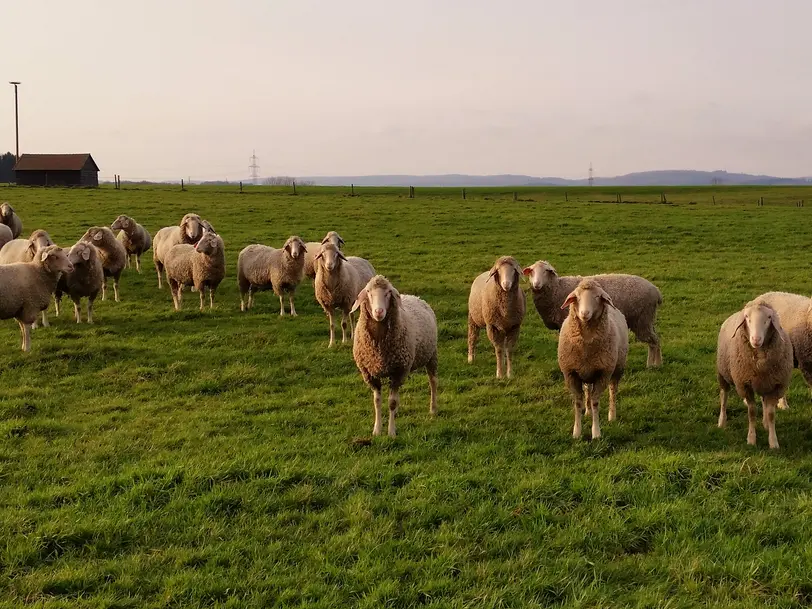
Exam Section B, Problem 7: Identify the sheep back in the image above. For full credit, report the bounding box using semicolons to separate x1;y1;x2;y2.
0;224;13;250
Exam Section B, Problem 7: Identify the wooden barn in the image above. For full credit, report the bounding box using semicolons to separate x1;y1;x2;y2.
14;153;100;187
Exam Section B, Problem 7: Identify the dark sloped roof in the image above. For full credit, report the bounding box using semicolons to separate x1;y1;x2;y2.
14;154;99;172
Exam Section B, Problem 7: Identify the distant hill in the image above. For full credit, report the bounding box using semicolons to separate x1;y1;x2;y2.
305;171;812;187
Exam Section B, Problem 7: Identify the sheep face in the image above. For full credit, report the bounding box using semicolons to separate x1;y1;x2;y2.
316;243;345;273
0;202;13;221
735;304;783;349
489;256;521;292
39;245;74;275
28;230;54;255
522;260;556;290
201;219;216;234
322;231;345;250
194;231;220;256
283;236;306;260
180;213;203;242
111;215;131;231
67;242;94;266
561;280;613;324
81;227;108;245
352;276;399;322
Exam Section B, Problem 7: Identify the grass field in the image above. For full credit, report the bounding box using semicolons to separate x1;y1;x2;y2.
3;184;812;608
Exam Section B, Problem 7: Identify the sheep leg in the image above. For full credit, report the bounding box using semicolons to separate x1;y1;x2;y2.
87;299;95;324
278;293;286;316
113;278;120;303
199;286;206;311
764;397;779;449
17;320;32;352
467;316;480;363
718;386;729;428
745;396;758;446
101;278;107;301
209;288;215;309
126;255;131;269
388;388;400;438
589;378;609;440
155;262;163;289
135;255;142;273
609;378;619;422
778;396;789;411
427;356;438;416
583;385;591;418
348;311;354;342
368;377;383;436
41;311;49;328
504;328;520;379
54;295;61;317
565;373;585;439
341;311;349;344
327;310;336;348
486;325;504;378
72;298;82;323
289;296;297;317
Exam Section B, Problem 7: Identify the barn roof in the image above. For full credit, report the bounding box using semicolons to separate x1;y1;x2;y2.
14;154;99;172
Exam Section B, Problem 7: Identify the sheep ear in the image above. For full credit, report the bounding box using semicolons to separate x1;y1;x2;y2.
40;250;49;261
284;242;291;254
599;291;615;308
487;268;498;282
81;248;90;261
321;236;330;244
93;232;102;241
522;267;533;276
28;241;37;256
338;236;345;245
561;292;578;309
350;288;368;314
301;243;308;252
315;251;323;261
732;317;747;339
771;315;784;341
338;251;348;261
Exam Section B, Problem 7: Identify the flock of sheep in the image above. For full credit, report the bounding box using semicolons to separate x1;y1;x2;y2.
0;202;809;446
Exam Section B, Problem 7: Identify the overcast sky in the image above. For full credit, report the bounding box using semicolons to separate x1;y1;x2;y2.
2;0;810;180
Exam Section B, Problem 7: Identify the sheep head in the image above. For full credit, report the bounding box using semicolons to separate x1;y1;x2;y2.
80;226;111;246
26;230;54;258
321;231;345;249
37;245;73;275
734;303;784;349
0;202;14;221
180;213;203;243
111;215;132;231
194;230;221;256
561;279;614;324
351;275;400;322
67;241;95;266
283;235;306;260
315;242;345;272
522;260;557;290
487;256;522;292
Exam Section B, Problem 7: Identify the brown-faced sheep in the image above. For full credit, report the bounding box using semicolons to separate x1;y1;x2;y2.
716;300;792;449
164;229;226;311
112;215;152;273
524;260;663;367
0;202;22;238
304;231;344;279
351;275;438;438
557;279;629;440
237;236;307;315
152;213;205;288
314;242;375;347
54;241;104;323
0;245;73;351
80;226;127;302
468;256;526;378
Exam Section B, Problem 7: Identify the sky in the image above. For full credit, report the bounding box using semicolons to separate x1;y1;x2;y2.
2;0;811;181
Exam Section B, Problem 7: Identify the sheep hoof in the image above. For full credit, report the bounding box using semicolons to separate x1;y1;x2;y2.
467;355;473;364
747;432;757;446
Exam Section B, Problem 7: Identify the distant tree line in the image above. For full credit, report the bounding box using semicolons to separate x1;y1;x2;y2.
263;176;315;186
0;152;15;182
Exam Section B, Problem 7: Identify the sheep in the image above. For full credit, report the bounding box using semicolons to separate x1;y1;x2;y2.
0;245;73;351
80;226;127;302
467;256;527;378
351;275;438;437
0;230;55;264
54;241;104;323
152;213;204;288
0;202;23;238
111;215;152;273
750;291;812;411
0;224;13;250
304;231;344;279
716;300;792;449
313;242;376;347
557;278;629;440
237;236;307;315
524;260;663;367
164;229;226;311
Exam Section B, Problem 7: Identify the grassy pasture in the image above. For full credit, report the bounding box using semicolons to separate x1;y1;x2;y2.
2;184;812;607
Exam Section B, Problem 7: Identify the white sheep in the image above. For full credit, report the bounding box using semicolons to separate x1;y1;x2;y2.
0;202;23;238
164;229;226;311
304;231;344;279
0;224;13;250
314;242;376;347
524;260;663;367
237;236;307;315
152;213;205;288
467;256;527;378
54;241;104;323
0;230;55;264
80;227;127;302
0;245;73;351
716;300;792;449
111;215;152;273
351;275;438;437
557;278;629;440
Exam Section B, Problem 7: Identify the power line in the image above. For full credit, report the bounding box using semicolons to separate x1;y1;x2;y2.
249;150;260;185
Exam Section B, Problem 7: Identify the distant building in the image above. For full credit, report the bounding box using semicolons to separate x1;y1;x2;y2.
14;153;99;187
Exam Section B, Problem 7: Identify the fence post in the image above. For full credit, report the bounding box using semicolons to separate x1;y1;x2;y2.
409;186;414;199
513;191;518;201
240;181;243;193
565;191;568;202
293;180;297;195
712;195;715;204
351;183;355;196
181;179;184;191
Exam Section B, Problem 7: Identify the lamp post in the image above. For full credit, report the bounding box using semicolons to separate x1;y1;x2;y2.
9;82;20;163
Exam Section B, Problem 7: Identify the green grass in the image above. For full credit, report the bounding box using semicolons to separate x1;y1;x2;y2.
2;184;812;608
